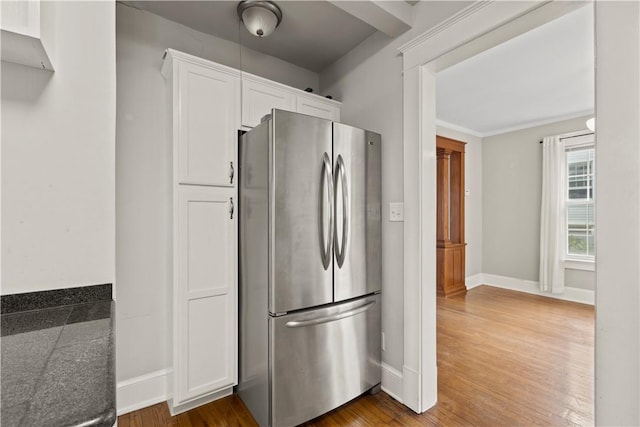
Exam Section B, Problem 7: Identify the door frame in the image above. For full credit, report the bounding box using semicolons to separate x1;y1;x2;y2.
398;0;592;413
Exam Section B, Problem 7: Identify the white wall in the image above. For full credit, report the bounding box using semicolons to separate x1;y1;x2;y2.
115;3;321;391
482;116;595;291
594;2;640;424
320;0;472;376
1;1;115;295
436;126;482;279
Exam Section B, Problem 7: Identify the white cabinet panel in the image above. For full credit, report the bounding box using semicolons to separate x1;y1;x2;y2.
175;185;237;404
186;294;231;395
184;195;230;293
242;78;294;128
296;95;341;122
178;61;239;186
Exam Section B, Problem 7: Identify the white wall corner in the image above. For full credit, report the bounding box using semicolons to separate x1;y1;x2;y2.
116;369;171;416
381;362;404;404
482;273;594;305
465;273;484;290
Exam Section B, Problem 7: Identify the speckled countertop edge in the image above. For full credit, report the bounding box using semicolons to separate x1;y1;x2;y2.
1;284;112;314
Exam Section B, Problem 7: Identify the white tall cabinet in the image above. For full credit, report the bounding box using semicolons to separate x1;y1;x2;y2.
161;48;341;415
162;50;239;415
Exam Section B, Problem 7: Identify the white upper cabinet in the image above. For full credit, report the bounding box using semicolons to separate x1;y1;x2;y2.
296;95;341;122
242;76;295;128
241;73;341;128
175;60;240;186
1;0;54;70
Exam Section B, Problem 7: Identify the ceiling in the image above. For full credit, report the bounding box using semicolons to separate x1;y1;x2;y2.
122;1;382;72
436;4;594;137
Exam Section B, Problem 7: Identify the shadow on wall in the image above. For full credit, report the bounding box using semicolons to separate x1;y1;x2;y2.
1;62;53;103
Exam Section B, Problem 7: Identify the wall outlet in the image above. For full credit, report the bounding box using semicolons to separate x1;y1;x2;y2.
389;202;404;222
381;332;386;351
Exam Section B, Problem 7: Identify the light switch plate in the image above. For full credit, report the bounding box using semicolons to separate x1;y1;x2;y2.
389;202;404;222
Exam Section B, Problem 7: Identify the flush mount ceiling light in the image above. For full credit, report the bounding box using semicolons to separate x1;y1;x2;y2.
237;0;283;38
586;117;595;132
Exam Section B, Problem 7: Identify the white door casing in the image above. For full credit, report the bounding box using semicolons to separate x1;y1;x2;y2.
398;0;588;414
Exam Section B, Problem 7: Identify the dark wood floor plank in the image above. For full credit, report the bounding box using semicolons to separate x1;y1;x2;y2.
118;285;594;426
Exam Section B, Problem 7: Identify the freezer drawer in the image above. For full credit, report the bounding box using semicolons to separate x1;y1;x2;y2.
269;294;381;427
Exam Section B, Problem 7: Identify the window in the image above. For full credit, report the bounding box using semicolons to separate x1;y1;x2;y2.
565;136;595;262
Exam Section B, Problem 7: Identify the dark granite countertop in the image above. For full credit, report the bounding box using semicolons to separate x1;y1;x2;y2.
1;293;115;427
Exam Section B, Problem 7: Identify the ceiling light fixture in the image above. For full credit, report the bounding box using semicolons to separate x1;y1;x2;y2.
586;117;595;132
237;0;283;38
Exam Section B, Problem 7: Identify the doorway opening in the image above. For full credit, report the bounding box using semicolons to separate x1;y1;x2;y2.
399;0;595;414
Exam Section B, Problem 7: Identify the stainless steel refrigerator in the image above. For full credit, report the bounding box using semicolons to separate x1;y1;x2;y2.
238;109;382;427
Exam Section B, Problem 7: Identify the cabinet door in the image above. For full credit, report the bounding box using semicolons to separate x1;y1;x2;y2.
177;62;239;186
174;185;237;404
296;95;341;122
242;78;295;128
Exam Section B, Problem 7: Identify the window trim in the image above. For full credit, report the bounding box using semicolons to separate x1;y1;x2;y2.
562;131;595;264
565;259;596;271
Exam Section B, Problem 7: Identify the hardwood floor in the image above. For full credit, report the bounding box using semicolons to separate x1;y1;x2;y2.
118;285;594;426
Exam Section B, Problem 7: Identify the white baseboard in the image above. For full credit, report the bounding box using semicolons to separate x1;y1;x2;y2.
116;369;171;416
481;273;594;305
465;273;484;289
381;362;403;404
402;365;420;413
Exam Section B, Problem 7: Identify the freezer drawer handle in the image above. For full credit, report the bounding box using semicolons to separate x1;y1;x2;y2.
320;152;334;270
334;154;348;268
285;300;375;328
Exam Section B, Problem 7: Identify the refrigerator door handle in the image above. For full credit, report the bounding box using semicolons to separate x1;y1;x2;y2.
285;300;375;328
334;155;348;268
320;152;334;270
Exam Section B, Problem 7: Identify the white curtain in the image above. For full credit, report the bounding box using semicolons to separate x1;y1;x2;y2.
539;136;566;293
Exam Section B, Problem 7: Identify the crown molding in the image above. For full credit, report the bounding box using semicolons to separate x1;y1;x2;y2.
398;1;493;54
